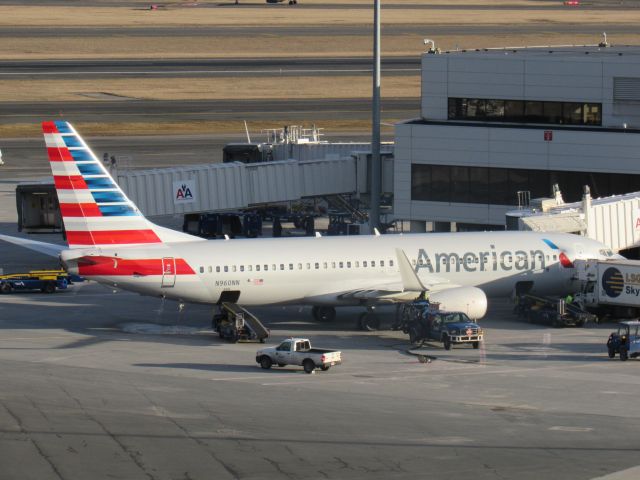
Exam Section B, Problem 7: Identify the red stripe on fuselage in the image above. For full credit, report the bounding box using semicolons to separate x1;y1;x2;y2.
66;229;162;246
54;175;88;190
47;147;73;162
42;121;59;134
77;256;195;276
59;203;103;217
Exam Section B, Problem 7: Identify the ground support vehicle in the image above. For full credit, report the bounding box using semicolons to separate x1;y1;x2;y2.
514;294;595;327
575;259;640;321
398;301;484;350
606;320;640;361
256;338;341;373
0;269;74;294
212;302;269;343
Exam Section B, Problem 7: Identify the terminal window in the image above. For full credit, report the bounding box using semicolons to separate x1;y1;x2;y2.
411;164;640;205
448;98;601;126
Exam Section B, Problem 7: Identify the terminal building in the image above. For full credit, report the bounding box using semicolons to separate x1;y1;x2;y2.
393;42;640;232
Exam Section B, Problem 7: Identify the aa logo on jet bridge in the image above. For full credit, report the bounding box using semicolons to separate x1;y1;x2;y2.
173;179;196;204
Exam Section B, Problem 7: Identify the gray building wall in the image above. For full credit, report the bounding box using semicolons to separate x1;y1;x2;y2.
395;47;640;227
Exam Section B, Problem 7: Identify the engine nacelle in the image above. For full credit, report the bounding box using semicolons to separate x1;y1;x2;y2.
428;286;488;320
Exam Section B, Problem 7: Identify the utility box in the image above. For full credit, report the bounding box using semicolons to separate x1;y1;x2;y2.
15;183;63;233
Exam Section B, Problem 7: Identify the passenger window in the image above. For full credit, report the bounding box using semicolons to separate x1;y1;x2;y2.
240;265;244;272
390;260;394;267
232;266;237;272
380;260;384;267
339;262;344;268
289;263;294;270
347;261;351;268
224;266;228;272
306;263;311;270
199;266;204;273
363;261;367;267
280;264;284;270
371;261;376;267
216;266;220;273
315;263;319;269
323;262;328;269
256;265;260;271
264;265;268;271
248;265;253;272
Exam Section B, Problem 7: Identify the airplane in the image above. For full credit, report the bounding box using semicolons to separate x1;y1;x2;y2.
0;121;620;330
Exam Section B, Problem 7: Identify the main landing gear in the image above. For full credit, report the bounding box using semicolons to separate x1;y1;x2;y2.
357;306;380;331
311;306;336;322
309;305;382;331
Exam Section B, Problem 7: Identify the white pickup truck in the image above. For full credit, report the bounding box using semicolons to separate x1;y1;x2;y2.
256;338;342;374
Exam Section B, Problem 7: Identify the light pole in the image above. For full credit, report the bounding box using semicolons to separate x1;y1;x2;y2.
370;0;382;232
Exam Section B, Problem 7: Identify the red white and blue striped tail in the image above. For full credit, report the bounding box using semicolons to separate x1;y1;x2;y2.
44;121;200;249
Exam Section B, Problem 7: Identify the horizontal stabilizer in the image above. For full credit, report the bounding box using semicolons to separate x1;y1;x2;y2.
0;234;65;258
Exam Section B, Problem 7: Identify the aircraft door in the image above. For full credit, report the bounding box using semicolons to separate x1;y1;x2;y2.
161;257;176;287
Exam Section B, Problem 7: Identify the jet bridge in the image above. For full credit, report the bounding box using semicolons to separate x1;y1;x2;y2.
115;154;394;217
506;187;640;252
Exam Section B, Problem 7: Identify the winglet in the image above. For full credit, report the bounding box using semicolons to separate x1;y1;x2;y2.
395;248;426;292
373;228;381;236
315;232;322;238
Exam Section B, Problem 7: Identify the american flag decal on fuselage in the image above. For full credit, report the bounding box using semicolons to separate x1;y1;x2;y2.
43;121;162;248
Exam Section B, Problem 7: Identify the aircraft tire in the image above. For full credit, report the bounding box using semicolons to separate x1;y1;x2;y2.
358;312;379;331
316;306;336;322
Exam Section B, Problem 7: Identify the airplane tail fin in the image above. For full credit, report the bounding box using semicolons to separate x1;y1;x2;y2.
43;121;200;249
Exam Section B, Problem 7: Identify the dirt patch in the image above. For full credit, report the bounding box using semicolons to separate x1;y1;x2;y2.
0;74;419;102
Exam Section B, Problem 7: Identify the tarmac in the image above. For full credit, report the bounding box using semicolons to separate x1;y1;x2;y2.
1;177;640;479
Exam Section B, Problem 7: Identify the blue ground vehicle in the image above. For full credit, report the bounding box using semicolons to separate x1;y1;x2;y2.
607;320;640;361
0;270;71;294
400;301;484;349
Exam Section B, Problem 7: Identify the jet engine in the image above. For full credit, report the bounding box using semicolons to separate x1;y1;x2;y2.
428;286;488;320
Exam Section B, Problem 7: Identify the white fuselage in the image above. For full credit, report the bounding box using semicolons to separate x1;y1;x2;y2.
69;231;611;307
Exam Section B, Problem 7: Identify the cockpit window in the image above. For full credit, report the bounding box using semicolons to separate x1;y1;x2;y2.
599;249;614;257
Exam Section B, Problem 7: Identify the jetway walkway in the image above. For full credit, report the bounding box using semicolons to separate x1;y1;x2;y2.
507;187;640;252
116;153;394;217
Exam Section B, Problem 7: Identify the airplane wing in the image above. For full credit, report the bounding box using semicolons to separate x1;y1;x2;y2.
0;234;66;258
337;248;458;303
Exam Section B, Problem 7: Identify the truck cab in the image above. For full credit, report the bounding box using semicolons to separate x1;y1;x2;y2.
607;320;640;361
